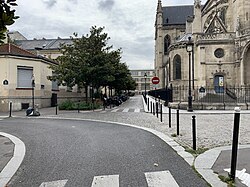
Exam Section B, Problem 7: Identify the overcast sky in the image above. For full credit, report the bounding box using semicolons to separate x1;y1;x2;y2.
9;0;207;70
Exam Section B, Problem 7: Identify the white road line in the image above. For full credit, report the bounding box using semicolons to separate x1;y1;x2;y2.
100;111;106;113
91;175;119;187
145;170;179;187
39;179;68;187
111;109;119;113
134;108;140;113
122;108;129;112
0;132;26;187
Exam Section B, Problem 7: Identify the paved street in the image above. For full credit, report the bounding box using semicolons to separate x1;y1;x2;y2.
0;118;207;186
1;95;250;186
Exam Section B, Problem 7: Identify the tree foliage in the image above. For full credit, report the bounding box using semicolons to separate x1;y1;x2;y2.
0;0;19;43
48;26;136;95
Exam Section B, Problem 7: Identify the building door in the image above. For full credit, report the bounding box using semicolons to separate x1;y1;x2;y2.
214;75;224;93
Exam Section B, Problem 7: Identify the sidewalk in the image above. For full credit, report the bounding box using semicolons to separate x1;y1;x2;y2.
1;96;250;186
144;95;250;114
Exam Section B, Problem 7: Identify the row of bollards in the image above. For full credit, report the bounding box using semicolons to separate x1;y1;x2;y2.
147;97;240;182
147;97;197;150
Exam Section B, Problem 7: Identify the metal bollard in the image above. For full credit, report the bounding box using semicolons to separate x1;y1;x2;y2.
160;104;163;122
153;103;155;115
9;101;12;118
147;98;150;112
177;109;179;135
156;102;158;118
230;107;241;181
150;101;152;113
169;106;171;128
56;104;58;115
78;100;80;113
192;115;196;150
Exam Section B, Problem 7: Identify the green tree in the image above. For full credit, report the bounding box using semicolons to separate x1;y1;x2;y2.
109;62;132;94
125;75;137;92
49;26;125;101
0;0;19;43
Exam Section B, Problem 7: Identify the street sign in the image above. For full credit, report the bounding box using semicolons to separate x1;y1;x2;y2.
152;76;160;84
3;80;8;85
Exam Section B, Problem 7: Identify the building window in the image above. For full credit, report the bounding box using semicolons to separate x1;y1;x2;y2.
173;55;181;80
246;12;249;21
214;48;225;58
17;66;33;88
131;71;138;76
164;35;171;54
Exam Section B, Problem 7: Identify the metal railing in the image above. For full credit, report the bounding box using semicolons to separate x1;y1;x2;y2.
171;86;250;104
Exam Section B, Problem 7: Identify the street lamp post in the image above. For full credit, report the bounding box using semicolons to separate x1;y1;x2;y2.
186;37;194;112
31;75;35;110
144;73;147;95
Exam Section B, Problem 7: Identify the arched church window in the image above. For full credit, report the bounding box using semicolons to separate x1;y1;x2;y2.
173;54;181;80
164;35;171;54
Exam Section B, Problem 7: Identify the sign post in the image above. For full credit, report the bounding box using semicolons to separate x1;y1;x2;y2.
151;76;160;109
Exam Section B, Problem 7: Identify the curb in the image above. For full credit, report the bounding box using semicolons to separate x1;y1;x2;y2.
0;132;26;187
194;144;250;187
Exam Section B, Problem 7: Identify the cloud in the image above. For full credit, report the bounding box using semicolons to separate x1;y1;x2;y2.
42;0;57;8
68;0;78;2
10;0;200;70
98;0;115;11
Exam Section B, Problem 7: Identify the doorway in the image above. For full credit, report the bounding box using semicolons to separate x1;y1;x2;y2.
214;75;224;93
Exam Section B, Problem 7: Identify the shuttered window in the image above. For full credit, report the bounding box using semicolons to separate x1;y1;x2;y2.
17;67;33;88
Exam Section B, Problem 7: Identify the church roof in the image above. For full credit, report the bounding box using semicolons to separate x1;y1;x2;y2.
14;38;73;51
178;33;193;42
162;5;193;25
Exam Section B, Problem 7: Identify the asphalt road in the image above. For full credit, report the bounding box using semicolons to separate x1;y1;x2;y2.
0;118;208;187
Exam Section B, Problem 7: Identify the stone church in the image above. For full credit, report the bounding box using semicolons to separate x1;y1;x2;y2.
155;0;250;101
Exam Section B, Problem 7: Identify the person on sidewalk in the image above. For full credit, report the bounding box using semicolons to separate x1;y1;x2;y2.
102;93;108;110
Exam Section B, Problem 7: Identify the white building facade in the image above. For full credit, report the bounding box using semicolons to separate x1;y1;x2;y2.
130;69;155;94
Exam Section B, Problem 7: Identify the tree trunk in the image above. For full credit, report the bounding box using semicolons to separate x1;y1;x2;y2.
85;85;88;103
105;86;107;95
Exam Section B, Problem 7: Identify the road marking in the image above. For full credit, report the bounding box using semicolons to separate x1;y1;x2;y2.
100;111;107;113
134;108;140;113
0;132;26;187
39;179;68;187
122;108;129;112
91;175;119;187
224;168;250;187
37;171;179;187
145;170;179;187
111;109;119;113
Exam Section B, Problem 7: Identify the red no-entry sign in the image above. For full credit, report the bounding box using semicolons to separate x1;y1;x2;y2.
152;76;160;84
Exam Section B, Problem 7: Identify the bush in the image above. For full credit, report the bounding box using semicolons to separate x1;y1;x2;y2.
59;100;101;110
